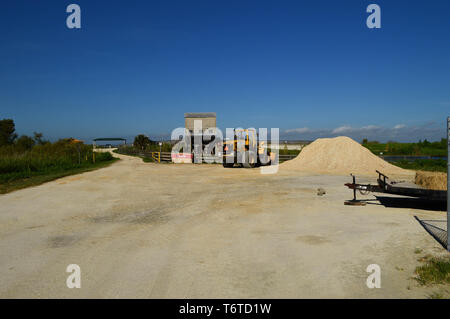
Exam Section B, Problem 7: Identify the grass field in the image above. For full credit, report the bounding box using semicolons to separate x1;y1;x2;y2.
363;139;447;156
390;159;447;172
0;139;118;194
361;139;447;173
0;157;118;194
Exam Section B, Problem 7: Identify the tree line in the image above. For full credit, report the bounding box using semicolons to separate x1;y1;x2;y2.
0;119;49;152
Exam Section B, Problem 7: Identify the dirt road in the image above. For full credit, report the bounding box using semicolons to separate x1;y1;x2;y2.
0;153;447;298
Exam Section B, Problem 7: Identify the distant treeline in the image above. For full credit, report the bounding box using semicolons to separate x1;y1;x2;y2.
393;159;447;173
362;138;447;156
132;134;172;152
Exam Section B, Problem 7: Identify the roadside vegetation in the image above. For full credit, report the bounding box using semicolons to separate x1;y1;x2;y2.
415;255;450;286
362;138;447;156
393;159;447;172
0;119;117;194
362;138;447;172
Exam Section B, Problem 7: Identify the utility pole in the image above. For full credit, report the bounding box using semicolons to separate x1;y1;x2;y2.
447;116;449;251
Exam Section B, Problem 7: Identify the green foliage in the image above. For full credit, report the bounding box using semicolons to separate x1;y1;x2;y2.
15;135;35;151
0;119;18;146
0;120;117;193
0;157;116;194
133;134;153;150
391;159;447;172
363;138;447;156
278;149;301;156
145;142;172;152
33;132;48;145
0;139;114;184
415;256;450;286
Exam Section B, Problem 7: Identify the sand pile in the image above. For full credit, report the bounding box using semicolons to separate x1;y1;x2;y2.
281;136;413;177
415;171;447;190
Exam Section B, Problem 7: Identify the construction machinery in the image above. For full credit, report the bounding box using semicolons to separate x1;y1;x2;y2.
222;128;275;168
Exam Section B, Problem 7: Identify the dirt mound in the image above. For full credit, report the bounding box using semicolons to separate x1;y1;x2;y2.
415;171;447;190
281;136;413;177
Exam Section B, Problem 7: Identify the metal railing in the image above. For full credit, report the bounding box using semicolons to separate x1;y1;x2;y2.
278;154;297;162
117;147;299;164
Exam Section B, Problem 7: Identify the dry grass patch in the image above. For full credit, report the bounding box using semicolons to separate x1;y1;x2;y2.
415;255;450;286
415;171;447;190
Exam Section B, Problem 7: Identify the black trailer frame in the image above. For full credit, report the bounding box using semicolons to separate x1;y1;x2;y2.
344;170;447;203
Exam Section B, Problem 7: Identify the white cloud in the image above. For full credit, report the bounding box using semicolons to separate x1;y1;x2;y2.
394;124;406;129
331;125;379;134
361;125;379;130
285;127;310;134
331;126;352;134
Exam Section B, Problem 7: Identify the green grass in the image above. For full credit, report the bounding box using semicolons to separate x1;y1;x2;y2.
0;139;119;194
390;159;447;172
0;157;118;194
362;139;447;156
142;156;157;163
278;149;301;156
427;291;446;299
415;256;450;286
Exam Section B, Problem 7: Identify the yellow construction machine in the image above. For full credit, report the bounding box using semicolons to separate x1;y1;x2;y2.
222;129;275;168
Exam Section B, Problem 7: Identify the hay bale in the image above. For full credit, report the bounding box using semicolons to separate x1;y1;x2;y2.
415;171;447;190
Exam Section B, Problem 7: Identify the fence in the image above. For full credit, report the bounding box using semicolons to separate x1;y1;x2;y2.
115;148;172;162
415;217;448;249
116;146;299;164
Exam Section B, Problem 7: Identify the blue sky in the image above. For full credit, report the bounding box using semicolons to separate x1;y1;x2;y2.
1;0;449;142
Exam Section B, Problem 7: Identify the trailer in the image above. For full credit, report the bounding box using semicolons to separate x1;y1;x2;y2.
344;170;447;205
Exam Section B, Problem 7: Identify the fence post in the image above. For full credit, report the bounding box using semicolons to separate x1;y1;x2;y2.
447;116;449;251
